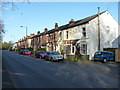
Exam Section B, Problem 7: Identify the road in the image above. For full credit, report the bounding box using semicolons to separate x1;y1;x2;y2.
2;50;119;88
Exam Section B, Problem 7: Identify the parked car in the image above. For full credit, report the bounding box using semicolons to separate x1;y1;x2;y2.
45;51;64;61
9;47;14;51
35;51;47;59
93;51;115;62
19;50;24;54
22;50;32;55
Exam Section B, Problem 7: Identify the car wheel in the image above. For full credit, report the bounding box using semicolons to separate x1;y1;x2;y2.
40;56;42;59
51;57;54;62
103;58;107;63
45;56;48;60
35;55;38;58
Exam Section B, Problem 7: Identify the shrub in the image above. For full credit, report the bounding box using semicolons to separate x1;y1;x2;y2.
24;47;33;51
38;48;46;51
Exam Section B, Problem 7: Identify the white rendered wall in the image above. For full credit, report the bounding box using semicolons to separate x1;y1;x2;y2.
88;11;118;60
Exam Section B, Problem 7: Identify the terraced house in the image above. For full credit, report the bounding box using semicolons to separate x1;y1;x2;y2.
16;34;35;49
16;10;119;60
31;28;48;51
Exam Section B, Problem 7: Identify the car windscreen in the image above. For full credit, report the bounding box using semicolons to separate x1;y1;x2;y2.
24;50;30;52
38;51;46;54
95;52;102;55
51;52;60;55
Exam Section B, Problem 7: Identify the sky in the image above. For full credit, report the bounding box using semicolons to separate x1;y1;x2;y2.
2;1;119;43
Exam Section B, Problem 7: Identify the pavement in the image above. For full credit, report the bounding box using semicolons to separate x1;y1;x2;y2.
2;50;119;88
2;62;15;88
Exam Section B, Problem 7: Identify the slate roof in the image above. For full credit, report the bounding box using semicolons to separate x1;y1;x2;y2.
32;32;46;38
55;11;106;32
33;11;106;38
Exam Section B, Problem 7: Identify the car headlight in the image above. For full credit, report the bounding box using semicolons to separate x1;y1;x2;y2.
52;56;56;60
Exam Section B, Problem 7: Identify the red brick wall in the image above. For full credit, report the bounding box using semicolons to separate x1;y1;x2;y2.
42;34;47;46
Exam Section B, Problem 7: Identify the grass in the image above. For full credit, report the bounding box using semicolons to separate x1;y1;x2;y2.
65;55;89;62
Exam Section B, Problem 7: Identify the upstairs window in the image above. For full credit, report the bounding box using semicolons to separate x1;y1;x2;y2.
59;32;62;40
66;31;68;39
82;27;86;38
50;34;53;39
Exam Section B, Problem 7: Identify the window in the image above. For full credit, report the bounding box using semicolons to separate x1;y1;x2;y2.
60;45;62;51
81;44;87;54
60;32;62;40
72;45;75;53
50;34;53;39
66;31;68;39
82;27;86;38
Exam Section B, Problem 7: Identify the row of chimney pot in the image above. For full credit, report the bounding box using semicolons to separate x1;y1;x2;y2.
37;19;74;35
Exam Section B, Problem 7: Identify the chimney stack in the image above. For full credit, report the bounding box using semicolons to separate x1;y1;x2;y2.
55;23;58;29
69;19;74;24
37;31;40;35
30;33;35;37
44;28;48;32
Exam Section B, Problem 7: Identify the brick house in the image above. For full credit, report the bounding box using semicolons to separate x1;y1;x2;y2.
46;23;58;51
16;34;35;49
31;28;48;51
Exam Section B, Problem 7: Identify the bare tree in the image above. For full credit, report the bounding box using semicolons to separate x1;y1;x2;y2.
0;0;30;11
0;0;30;33
0;19;4;43
0;20;5;34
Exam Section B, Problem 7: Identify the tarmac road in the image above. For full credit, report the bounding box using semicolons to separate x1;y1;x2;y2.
2;50;119;88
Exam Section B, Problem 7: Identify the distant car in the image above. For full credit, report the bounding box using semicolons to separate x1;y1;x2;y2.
19;50;24;54
45;51;64;61
35;51;47;59
93;51;115;63
22;50;32;55
9;47;14;51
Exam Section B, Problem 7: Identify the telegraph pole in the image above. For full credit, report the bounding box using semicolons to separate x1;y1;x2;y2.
98;7;100;51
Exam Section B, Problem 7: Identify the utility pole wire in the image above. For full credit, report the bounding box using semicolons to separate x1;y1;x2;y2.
107;2;117;10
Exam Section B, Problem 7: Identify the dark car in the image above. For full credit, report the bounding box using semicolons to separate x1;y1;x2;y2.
9;47;13;51
35;51;47;59
93;51;115;62
19;50;24;54
22;50;32;55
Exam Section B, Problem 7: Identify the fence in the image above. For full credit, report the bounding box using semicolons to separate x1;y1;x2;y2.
115;48;120;62
103;48;120;62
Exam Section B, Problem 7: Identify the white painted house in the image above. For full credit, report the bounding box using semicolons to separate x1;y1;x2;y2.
74;11;118;60
55;11;118;60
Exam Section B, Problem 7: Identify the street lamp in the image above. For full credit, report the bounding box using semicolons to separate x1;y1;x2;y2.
20;26;28;37
20;26;28;49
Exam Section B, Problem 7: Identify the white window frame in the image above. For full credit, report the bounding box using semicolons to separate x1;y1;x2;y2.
82;27;86;38
80;43;87;55
71;44;75;54
66;31;69;39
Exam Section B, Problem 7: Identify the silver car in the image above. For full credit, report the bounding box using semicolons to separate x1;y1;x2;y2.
45;51;64;61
